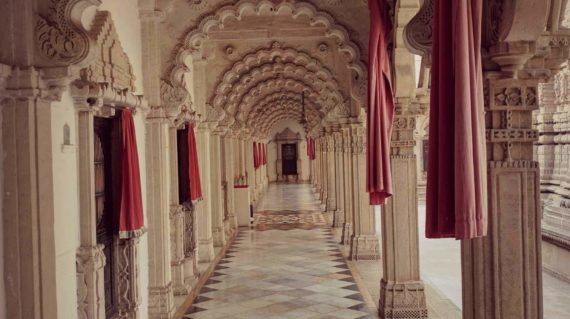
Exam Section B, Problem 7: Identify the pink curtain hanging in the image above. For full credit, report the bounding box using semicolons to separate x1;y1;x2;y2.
426;0;487;239
253;142;259;169
119;110;145;239
187;123;203;202
257;143;263;167
263;143;268;165
366;0;395;205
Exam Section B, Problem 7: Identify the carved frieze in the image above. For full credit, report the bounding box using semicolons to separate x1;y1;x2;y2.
82;11;136;92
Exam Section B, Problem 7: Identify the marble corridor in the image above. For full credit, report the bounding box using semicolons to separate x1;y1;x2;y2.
181;183;570;319
182;184;377;319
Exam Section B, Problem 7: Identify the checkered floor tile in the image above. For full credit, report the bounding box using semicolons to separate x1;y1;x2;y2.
184;229;377;319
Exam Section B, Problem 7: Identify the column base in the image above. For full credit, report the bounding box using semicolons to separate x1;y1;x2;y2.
171;260;190;295
184;254;199;286
198;237;215;263
212;225;227;247
333;210;344;228
341;223;352;245
350;235;380;260
379;279;428;319
149;284;176;319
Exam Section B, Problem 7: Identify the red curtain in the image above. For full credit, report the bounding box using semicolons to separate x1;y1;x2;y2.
426;0;487;239
367;0;395;205
308;138;315;161
253;142;259;169
119;110;145;239
187;124;203;202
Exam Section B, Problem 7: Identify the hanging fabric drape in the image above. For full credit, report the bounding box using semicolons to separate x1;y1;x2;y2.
263;143;267;165
308;138;315;161
259;143;264;166
118;110;145;239
187;123;203;202
426;0;487;239
253;142;259;169
366;0;395;205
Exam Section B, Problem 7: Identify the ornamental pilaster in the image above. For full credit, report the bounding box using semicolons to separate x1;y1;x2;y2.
349;124;380;260
333;128;345;228
379;110;427;318
341;125;354;245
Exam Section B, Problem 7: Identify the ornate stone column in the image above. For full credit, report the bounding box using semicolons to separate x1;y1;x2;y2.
145;116;175;318
117;237;142;319
379;111;427;318
221;135;237;237
462;47;545;319
167;127;195;295
349;124;381;260
210;133;226;247
333;128;345;228
341;125;354;245
319;136;328;205
73;89;106;319
325;129;337;223
195;125;215;263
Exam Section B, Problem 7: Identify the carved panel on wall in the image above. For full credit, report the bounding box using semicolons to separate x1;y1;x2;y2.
82;11;136;92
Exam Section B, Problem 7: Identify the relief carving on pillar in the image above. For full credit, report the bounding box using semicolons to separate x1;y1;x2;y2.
117;238;141;319
183;203;196;259
76;245;106;319
379;281;428;319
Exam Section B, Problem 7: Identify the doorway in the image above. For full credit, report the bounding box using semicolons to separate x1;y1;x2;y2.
281;143;298;176
94;117;119;318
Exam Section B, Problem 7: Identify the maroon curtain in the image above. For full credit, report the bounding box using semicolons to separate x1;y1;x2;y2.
426;0;487;239
187;124;203;202
253;142;259;169
119;110;145;238
367;0;395;205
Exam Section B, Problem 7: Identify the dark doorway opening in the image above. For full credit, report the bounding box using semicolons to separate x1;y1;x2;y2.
94;117;120;318
282;143;297;175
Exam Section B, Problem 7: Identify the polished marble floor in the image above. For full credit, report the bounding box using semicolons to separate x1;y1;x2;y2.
183;183;570;319
183;184;377;318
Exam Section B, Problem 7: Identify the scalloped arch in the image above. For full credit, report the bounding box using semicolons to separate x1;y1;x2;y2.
168;0;367;112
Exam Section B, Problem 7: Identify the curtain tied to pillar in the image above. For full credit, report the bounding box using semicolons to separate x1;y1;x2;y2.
366;0;395;205
426;0;488;239
119;110;145;239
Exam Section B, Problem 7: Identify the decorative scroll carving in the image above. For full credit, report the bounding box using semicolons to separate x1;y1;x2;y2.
82;11;136;92
35;0;98;67
403;0;433;58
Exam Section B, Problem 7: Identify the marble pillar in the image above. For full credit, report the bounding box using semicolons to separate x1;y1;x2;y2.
195;127;215;263
74;102;105;319
319;136;328;206
168;126;195;295
145;119;175;318
350;124;381;260
341;125;354;245
210;134;226;247
326;130;337;224
333;129;345;228
379;113;427;318
461;47;544;319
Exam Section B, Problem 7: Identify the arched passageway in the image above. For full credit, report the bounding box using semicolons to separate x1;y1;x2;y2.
2;1;570;319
